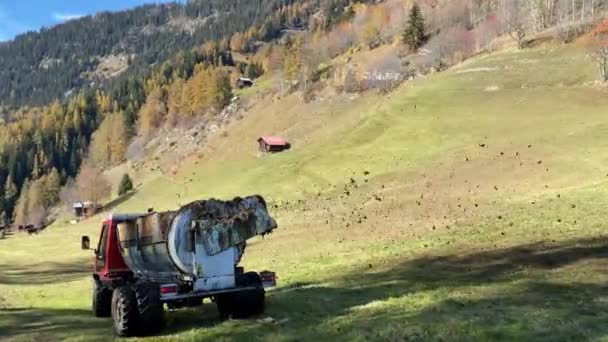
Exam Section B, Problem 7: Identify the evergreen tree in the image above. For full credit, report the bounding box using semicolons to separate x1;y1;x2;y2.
245;62;264;80
402;2;427;51
118;174;134;196
4;175;17;209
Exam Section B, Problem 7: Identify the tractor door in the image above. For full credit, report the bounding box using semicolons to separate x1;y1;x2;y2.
94;223;110;272
97;220;131;280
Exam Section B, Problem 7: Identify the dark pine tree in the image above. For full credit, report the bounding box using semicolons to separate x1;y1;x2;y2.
118;173;134;196
403;2;427;51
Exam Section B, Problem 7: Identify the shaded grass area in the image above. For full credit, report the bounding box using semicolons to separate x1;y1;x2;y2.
162;237;608;342
2;236;607;341
0;308;109;342
0;258;90;285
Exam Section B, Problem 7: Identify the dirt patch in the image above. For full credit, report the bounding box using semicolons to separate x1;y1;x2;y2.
456;67;499;74
82;54;132;79
128;100;245;175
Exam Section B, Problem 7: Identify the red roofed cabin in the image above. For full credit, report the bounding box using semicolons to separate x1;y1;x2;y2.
258;136;291;153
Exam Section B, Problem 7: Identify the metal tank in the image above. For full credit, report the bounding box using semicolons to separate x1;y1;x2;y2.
115;195;277;286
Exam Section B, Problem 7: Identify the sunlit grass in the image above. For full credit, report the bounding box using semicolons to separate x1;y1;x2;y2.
2;43;608;341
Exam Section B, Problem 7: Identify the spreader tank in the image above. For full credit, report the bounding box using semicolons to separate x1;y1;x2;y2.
115;195;277;283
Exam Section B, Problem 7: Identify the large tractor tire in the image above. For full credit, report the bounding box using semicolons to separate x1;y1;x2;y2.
111;286;140;337
134;283;165;335
224;272;265;319
92;280;112;317
216;292;235;320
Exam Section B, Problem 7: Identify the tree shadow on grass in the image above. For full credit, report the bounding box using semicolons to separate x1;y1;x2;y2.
159;236;608;341
102;190;138;212
0;257;91;285
3;236;608;341
0;307;109;342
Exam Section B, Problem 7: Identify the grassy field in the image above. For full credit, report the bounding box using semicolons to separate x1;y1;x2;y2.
3;42;608;341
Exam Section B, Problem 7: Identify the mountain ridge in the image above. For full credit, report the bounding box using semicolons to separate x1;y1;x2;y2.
0;0;316;108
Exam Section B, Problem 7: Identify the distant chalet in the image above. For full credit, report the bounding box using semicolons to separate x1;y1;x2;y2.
236;77;254;89
73;201;102;218
258;136;291;153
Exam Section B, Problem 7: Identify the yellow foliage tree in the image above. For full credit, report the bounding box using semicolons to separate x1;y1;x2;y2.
138;87;167;137
167;78;185;126
89;112;129;167
188;64;214;115
13;179;30;225
230;32;244;52
283;35;305;81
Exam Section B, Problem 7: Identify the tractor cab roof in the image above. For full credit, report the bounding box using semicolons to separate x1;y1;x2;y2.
105;213;151;223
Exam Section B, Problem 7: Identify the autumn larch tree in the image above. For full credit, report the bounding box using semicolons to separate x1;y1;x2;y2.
76;163;112;209
89;112;129;168
13;179;31;225
230;32;245;53
26;178;47;226
138;87;167;137
403;2;427;51
166;78;185;126
283;35;305;82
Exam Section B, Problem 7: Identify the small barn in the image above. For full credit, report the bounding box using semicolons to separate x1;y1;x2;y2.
73;201;102;218
236;77;254;89
258;136;291;153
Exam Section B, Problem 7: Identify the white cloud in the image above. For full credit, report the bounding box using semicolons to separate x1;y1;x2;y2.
52;12;84;21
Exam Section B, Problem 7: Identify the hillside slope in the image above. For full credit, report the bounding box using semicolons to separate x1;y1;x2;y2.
2;41;608;341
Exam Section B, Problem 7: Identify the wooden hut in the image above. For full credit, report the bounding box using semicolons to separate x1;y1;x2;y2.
258;136;291;153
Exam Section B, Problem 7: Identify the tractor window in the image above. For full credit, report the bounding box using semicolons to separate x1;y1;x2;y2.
96;224;109;269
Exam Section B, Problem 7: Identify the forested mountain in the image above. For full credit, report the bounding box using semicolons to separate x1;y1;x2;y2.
0;0;354;109
0;0;363;225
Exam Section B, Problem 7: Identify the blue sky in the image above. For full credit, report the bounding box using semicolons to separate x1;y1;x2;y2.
0;1;175;41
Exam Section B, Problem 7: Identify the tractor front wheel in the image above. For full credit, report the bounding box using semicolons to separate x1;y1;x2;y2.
92;280;112;317
111;286;140;337
135;283;164;335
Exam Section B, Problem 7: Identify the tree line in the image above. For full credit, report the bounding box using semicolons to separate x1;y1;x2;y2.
0;0;369;110
0;93;100;225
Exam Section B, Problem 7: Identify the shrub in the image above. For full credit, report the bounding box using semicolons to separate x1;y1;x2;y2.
118;174;134;196
554;21;595;44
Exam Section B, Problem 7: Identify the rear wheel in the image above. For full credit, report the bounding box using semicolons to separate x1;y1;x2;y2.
232;287;265;318
218;272;265;319
241;272;265;316
216;293;234;320
134;283;164;335
92;280;112;317
111;286;140;337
